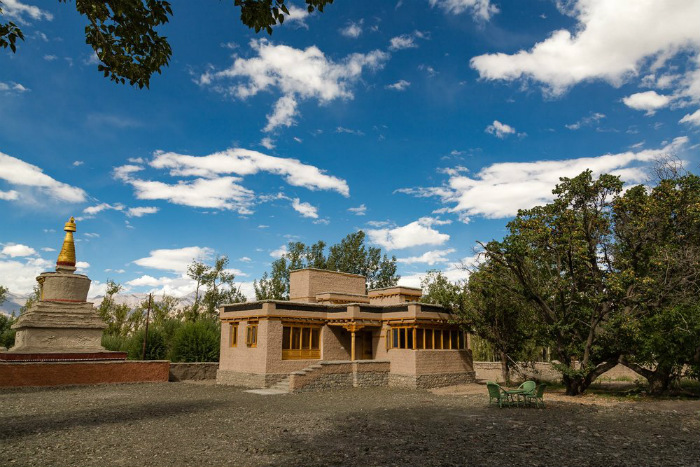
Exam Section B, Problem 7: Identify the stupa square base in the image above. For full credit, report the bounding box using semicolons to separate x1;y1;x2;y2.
0;360;170;387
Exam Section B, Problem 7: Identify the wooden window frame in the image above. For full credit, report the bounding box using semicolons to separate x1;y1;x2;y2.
230;323;238;347
282;324;321;360
246;322;258;347
387;326;467;350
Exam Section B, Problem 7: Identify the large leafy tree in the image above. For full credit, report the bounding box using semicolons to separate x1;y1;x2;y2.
0;0;333;88
463;261;539;384
254;231;399;300
483;171;624;395
612;174;700;393
186;256;246;321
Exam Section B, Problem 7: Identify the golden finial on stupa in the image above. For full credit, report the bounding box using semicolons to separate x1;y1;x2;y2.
56;216;77;271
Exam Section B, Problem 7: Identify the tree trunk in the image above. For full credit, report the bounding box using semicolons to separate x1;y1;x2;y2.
620;357;674;395
500;351;511;385
562;359;620;396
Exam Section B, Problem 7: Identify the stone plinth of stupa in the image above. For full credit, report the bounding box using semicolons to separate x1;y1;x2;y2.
2;217;121;361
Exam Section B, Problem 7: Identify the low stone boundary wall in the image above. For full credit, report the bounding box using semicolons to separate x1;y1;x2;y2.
216;370;287;388
169;363;219;382
389;371;476;389
290;360;390;392
0;360;170;387
474;361;642;383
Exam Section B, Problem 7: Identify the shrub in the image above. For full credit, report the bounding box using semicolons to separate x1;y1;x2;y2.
101;333;128;352
170;319;220;362
126;326;168;360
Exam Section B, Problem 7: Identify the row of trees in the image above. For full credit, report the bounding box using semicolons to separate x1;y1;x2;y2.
254;231;399;300
421;168;700;396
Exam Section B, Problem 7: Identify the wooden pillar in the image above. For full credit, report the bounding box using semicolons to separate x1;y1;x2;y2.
350;330;356;361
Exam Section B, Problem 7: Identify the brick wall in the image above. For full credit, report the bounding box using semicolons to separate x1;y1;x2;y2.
0;360;169;387
289;269;366;302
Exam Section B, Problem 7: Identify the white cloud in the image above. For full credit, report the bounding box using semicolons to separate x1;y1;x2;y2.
566;112;605;130
133;246;214;272
260;137;276;150
0;151;87;203
270;244;287;258
41;247;56;252
470;0;700;96
83;202;124;216
389;34;417;51
1;243;36;257
239;256;252;262
428;0;498;21
115;148;348;215
679;109;700;126
291;198;319;218
335;126;365;136
348;204;367;215
72;160;84;167
367;217;450;250
397;248;456;266
199;39;388;132
622;91;672;115
1;0;53;24
386;79;411;91
398;254;480;288
399;137;689;221
126;206;159;217
340;20;363;38
0;256;53;294
485;120;516;138
0;190;19;200
0;81;29;94
283;5;311;29
264;95;298;132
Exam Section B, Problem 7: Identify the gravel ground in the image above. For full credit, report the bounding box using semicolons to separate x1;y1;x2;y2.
1;382;699;467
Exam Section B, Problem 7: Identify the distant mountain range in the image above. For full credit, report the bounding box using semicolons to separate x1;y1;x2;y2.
1;291;198;316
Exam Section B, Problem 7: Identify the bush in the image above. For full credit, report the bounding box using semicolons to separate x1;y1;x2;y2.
126;326;168;360
170;319;220;362
101;333;128;352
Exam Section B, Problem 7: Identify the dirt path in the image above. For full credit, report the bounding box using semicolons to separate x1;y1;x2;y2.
1;382;699;467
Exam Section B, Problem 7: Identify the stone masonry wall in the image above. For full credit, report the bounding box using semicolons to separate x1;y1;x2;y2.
289;361;390;392
169;363;218;381
474;361;643;383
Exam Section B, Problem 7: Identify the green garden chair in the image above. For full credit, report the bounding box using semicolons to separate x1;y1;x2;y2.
525;383;547;408
486;381;512;408
511;380;536;406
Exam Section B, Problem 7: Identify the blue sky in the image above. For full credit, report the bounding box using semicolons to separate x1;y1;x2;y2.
1;0;699;299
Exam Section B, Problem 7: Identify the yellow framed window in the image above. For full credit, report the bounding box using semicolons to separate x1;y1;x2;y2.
282;324;321;360
230;323;238;347
246;323;258;347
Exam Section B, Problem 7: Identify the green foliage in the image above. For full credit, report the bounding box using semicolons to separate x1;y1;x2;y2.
611;173;700;392
0;284;7;305
101;333;128;352
482;170;624;395
420;270;467;313
97;280;131;336
170;319;220;362
186;256;246;321
0;313;16;348
0;2;24;53
126;326;168;360
19;285;40;315
235;0;333;34
255;231;400;299
2;0;333;87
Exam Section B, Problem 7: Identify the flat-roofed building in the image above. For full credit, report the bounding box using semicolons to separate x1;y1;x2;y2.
217;268;474;391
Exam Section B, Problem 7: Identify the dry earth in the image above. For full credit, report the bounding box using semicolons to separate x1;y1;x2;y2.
1;382;699;467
